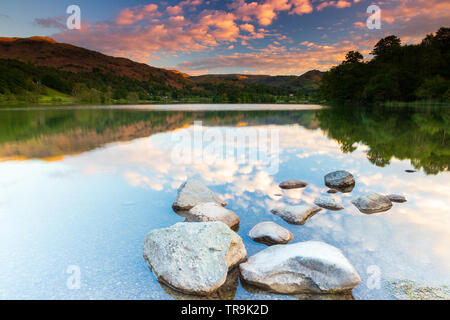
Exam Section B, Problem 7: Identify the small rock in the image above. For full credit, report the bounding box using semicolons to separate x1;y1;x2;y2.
279;180;308;189
351;193;393;214
239;241;361;294
314;196;344;210
271;204;321;225
143;222;246;295
327;189;339;194
324;171;355;192
249;222;293;245
387;194;407;203
405;170;417;173
185;202;240;229
172;179;226;211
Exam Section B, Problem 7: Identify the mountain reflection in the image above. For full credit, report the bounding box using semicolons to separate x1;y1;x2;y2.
0;106;448;174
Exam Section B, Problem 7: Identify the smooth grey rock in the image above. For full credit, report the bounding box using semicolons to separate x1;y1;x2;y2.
387;194;407;203
239;241;361;294
185;202;240;229
351;193;393;214
271;205;321;225
279;180;307;189
172;179;226;211
314;196;344;211
324;171;355;192
143;222;246;295
249;222;293;245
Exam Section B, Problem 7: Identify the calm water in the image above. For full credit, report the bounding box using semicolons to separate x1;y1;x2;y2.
0;104;448;300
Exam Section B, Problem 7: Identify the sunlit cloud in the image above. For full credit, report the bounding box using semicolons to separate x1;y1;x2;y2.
27;0;448;75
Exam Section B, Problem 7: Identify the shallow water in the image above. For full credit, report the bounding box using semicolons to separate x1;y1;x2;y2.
0;105;448;299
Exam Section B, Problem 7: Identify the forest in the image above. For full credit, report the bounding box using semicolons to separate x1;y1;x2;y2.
319;27;450;105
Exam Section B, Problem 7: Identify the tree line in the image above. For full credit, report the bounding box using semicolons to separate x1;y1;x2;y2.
320;27;450;105
0;59;318;105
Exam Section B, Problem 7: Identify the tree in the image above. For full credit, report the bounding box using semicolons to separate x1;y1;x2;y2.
371;35;401;56
434;27;450;47
343;51;363;64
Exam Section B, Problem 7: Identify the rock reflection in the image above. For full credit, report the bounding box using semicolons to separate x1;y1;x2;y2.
240;281;354;300
160;268;240;300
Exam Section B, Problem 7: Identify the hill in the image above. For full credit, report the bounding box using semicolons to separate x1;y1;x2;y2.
0;37;323;105
0;37;187;88
191;70;324;92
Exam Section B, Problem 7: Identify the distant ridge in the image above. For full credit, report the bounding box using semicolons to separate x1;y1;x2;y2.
191;70;324;91
0;36;188;88
0;36;323;90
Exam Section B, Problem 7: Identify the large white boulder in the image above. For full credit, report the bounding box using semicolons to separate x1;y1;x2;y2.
185;202;240;229
172;179;226;211
143;222;246;295
239;241;361;294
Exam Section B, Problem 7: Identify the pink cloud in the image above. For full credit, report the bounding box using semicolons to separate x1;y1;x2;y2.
240;23;255;33
316;1;352;11
290;0;313;15
166;0;203;15
45;0;448;75
116;4;160;25
229;0;313;26
167;6;183;16
176;42;356;75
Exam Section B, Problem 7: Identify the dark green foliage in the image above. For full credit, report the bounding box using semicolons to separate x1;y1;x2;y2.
343;51;364;64
320;27;450;105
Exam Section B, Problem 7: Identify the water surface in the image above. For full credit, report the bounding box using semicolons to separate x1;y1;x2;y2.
0;105;448;299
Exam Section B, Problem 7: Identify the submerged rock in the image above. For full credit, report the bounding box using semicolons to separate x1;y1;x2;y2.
249;221;293;245
314;196;344;211
327;189;339;194
271;204;321;225
143;222;246;295
239;241;361;294
351;193;393;214
185;202;240;229
172;179;226;211
324;171;355;192
387;194;407;203
279;180;308;189
387;279;450;300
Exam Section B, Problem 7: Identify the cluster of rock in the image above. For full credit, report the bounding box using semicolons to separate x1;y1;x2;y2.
143;171;407;297
143;177;366;297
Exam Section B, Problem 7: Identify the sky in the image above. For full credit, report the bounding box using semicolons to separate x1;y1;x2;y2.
0;0;449;75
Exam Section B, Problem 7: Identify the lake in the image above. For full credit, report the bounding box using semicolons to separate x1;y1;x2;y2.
0;104;449;299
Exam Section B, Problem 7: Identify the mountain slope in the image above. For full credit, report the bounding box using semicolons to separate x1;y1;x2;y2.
0;37;188;88
0;37;323;104
190;70;324;92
